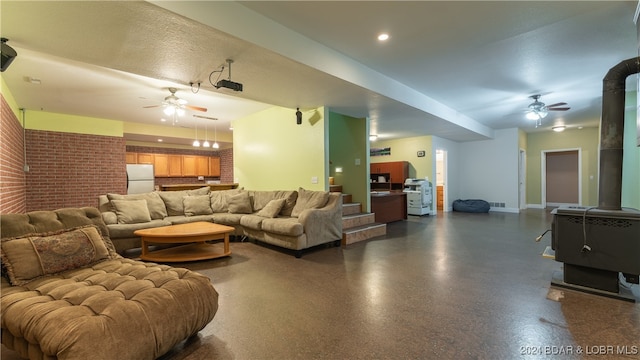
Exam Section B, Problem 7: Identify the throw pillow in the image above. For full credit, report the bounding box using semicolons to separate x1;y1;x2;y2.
210;189;244;213
228;192;253;214
184;195;214;216
158;190;189;216
1;226;112;286
107;192;168;219
256;199;286;218
111;199;152;224
291;188;330;217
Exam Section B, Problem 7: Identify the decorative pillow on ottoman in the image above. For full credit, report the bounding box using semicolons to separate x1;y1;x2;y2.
0;225;113;286
291;188;330;217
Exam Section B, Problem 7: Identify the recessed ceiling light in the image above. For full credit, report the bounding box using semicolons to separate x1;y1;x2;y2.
157;139;163;142
552;125;566;132
377;33;389;41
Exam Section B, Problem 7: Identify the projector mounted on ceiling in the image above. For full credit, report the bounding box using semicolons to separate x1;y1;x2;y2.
215;79;243;92
213;59;243;92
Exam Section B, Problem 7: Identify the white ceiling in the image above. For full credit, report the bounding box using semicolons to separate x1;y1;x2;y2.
1;1;638;147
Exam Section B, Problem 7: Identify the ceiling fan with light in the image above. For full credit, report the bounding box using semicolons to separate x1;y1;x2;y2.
143;87;208;117
525;94;570;126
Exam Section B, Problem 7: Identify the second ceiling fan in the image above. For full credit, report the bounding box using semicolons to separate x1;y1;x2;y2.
144;87;208;116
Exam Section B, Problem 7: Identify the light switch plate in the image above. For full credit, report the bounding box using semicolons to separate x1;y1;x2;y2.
311;176;318;184
355;158;361;165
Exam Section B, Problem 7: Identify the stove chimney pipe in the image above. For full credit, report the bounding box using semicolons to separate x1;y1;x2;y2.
597;56;640;210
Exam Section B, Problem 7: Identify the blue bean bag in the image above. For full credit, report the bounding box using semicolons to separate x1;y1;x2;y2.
452;199;490;213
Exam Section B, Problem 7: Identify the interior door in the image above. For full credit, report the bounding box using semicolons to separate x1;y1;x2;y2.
545;150;579;206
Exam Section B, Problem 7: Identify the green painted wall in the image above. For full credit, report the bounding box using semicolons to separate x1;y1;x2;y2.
622;91;639;209
21;110;123;136
233;106;327;191
328;111;368;209
0;76;20;117
526;128;600;206
371;135;433;181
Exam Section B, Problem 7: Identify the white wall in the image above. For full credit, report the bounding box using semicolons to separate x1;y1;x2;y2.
458;128;520;213
431;136;460;212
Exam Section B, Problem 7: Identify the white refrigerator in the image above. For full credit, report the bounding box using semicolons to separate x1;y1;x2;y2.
126;164;155;194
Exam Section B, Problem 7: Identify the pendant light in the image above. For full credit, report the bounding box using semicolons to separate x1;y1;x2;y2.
212;121;219;149
192;121;200;147
203;123;210;148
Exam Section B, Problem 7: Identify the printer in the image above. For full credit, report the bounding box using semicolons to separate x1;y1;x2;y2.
403;178;433;216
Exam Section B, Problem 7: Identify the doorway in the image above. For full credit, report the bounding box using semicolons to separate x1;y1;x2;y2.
542;149;581;208
435;149;447;212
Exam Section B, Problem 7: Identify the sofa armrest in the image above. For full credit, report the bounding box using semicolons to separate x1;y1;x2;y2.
297;193;343;247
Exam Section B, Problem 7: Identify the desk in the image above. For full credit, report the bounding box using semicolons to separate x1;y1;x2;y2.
370;191;407;223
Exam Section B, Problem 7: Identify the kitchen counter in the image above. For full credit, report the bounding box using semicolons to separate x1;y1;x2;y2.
370;191;407;223
160;183;239;192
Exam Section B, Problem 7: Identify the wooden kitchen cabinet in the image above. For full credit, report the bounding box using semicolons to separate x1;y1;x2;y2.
195;156;209;176
209;157;221;177
182;156;196;176
153;154;169;177
125;152;138;164
136;153;154;164
167;155;182;177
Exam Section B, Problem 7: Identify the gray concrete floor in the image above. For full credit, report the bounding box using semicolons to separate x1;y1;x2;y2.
3;209;639;359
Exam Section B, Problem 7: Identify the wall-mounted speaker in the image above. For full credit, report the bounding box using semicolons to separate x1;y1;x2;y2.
1;38;17;72
296;108;302;125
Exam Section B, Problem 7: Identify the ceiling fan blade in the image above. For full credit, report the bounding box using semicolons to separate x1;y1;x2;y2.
548;107;570;111
185;105;208;112
143;105;161;109
545;102;567;108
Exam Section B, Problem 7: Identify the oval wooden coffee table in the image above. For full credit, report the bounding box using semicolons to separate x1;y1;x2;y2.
134;221;234;262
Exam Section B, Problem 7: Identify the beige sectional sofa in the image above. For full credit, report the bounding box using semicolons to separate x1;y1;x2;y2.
98;187;343;257
0;207;219;360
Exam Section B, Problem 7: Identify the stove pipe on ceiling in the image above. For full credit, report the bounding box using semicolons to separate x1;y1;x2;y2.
597;56;640;210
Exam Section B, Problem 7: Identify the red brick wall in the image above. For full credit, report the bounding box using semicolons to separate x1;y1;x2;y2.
25;130;126;211
0;96;26;214
126;145;234;185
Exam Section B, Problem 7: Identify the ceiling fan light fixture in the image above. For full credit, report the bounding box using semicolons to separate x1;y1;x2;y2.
163;105;175;116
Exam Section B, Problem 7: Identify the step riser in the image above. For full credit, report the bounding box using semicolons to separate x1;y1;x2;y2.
342;194;352;204
343;225;387;245
342;203;361;215
342;213;376;228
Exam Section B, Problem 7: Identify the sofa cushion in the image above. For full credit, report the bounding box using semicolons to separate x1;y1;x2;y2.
158;190;189;216
106;219;171;239
291;188;330;217
211;213;245;226
228;192;253;214
256;199;286;218
210;189;244;213
1;226;112;286
112;199;152;224
239;214;265;230
260;218;304;237
184;195;214;216
187;186;211;196
250;190;298;216
107;192;168;219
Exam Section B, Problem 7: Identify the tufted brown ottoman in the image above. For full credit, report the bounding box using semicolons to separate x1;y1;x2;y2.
1;207;219;360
